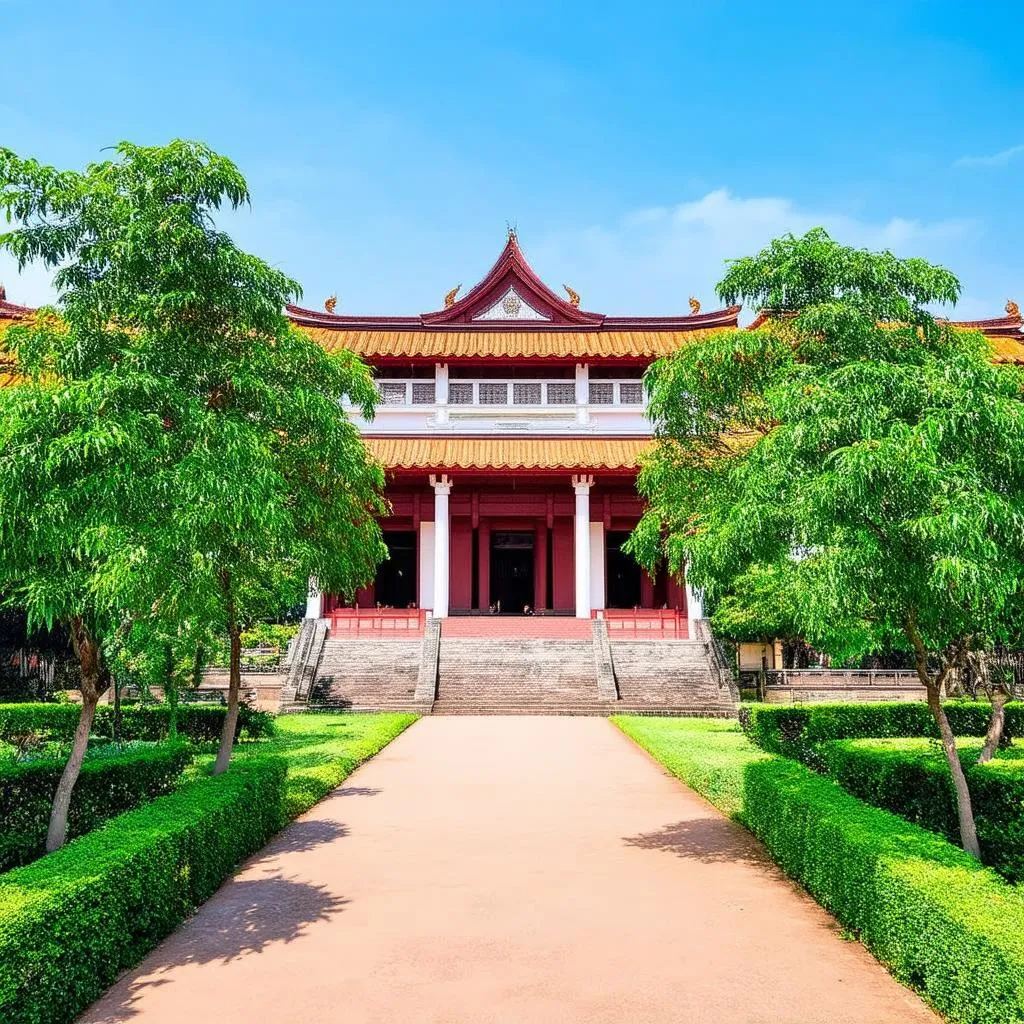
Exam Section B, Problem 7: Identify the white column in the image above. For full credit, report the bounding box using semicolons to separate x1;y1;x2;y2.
304;577;322;619
589;522;605;611
572;474;594;618
430;474;452;617
435;362;449;425
418;521;435;613
685;569;704;632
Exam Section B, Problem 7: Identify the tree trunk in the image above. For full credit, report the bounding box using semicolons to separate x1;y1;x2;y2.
905;616;980;859
112;674;122;746
164;643;178;742
213;580;240;775
979;689;1008;764
46;618;109;853
925;684;980;857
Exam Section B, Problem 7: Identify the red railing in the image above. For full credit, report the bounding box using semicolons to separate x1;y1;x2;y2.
327;608;426;636
597;609;687;639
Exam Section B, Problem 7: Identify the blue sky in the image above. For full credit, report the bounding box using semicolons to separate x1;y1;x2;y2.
1;0;1022;322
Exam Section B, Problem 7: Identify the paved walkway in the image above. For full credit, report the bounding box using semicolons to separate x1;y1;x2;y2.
84;717;937;1024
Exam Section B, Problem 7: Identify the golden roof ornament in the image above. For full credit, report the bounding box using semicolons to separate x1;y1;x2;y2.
444;285;461;308
1007;299;1020;320
324;295;337;315
688;296;701;315
563;283;581;308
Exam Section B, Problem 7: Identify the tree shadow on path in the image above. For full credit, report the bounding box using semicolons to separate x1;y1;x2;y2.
623;817;769;867
83;874;349;1023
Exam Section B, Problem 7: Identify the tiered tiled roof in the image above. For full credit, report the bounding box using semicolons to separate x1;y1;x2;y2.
367;437;651;473
286;232;741;361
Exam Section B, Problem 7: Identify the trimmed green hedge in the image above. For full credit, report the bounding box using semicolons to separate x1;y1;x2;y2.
0;756;287;1024
741;700;1024;764
820;738;1024;884
260;712;419;819
0;744;193;871
0;702;275;745
614;717;1024;1024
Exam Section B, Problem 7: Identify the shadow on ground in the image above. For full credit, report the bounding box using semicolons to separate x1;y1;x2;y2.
83;875;349;1022
623;817;769;866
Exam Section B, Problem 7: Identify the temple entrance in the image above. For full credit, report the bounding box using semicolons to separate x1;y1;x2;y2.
490;531;535;613
375;531;417;608
605;530;642;609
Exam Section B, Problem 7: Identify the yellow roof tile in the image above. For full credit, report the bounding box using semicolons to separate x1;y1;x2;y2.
298;327;728;360
367;436;651;471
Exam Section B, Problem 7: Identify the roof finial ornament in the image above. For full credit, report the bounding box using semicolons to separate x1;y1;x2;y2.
444;285;461;308
1007;299;1020;320
0;283;5;302
324;295;337;314
688;296;701;315
563;283;581;308
506;222;517;244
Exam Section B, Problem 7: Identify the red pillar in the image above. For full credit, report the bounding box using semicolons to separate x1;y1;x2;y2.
640;571;655;609
478;521;491;609
534;520;548;611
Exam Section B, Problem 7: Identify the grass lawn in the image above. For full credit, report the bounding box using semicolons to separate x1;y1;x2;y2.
613;715;768;819
235;712;418;819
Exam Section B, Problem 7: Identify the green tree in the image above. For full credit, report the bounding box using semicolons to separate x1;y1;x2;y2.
0;141;387;844
632;228;1024;858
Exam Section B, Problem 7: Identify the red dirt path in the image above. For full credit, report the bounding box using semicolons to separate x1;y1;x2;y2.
82;716;938;1024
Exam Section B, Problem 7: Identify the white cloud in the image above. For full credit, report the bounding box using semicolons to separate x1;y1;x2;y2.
528;189;977;322
954;144;1024;169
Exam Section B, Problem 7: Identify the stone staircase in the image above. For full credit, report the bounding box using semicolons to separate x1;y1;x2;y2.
432;638;613;715
283;617;738;717
611;640;736;716
309;638;428;712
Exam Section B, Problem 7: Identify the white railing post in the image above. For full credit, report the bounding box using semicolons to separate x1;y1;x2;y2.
435;363;449;424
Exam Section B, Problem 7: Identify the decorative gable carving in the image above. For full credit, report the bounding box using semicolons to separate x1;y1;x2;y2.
472;286;551;321
421;233;605;327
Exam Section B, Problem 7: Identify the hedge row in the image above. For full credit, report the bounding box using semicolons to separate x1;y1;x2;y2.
0;756;287;1024
0;744;193;871
741;700;1024;764
820;738;1024;884
614;716;1024;1024
0;702;275;745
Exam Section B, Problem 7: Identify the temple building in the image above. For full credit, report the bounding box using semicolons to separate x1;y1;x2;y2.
3;244;1023;712
282;235;1024;635
286;232;744;633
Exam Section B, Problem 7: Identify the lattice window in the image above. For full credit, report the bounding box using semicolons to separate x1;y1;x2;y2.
618;382;643;405
546;382;576;405
378;381;408;405
448;382;474;405
478;382;509;405
513;382;542;405
411;382;436;404
588;382;614;405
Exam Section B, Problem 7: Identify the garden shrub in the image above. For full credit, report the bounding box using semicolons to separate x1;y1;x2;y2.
0;756;286;1024
740;700;1024;763
742;757;1024;1024
820;738;1024;883
614;717;1024;1024
0;701;275;745
0;744;193;871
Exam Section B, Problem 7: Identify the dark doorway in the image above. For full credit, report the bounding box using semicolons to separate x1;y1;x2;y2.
490;531;534;613
375;531;417;608
606;531;642;608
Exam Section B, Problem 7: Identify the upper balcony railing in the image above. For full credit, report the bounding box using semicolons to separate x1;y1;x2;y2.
375;379;644;408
